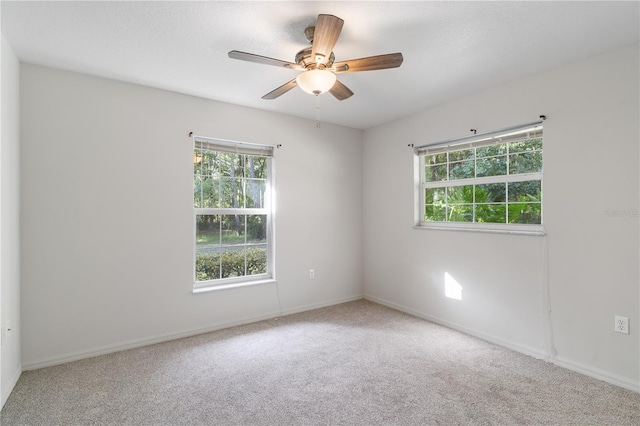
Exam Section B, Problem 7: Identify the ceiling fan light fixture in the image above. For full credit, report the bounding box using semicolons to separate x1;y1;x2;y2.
296;69;336;95
229;14;403;101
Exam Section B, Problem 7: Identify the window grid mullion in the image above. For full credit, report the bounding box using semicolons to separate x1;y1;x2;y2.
218;215;222;280
472;183;476;223
423;172;542;189
217;155;222;209
244;215;248;276
446;154;450;221
419;154;425;222
502;143;509;225
506;141;510;176
505;179;510;224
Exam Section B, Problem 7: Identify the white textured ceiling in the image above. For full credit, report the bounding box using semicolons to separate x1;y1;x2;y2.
2;1;639;129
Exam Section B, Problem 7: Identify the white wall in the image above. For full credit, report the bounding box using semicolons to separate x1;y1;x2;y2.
363;45;639;391
20;64;363;368
1;36;22;407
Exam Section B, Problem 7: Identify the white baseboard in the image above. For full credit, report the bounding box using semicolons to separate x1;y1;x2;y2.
280;294;364;317
1;364;22;408
365;294;640;394
22;293;364;372
22;312;279;371
553;356;639;393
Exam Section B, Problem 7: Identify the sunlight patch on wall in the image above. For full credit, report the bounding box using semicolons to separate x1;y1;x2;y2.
445;272;463;300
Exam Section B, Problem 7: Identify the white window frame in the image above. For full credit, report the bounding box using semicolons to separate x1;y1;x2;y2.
414;121;544;235
193;136;275;291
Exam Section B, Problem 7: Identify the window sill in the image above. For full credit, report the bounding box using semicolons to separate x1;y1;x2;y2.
414;223;545;236
193;278;277;294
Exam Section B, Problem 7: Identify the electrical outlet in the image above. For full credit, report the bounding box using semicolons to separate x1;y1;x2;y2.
614;316;629;334
309;269;315;279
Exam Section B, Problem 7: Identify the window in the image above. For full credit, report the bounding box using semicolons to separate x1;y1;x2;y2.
416;122;543;234
193;136;274;289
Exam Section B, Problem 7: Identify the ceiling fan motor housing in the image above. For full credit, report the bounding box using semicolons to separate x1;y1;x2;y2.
295;47;335;69
304;26;315;43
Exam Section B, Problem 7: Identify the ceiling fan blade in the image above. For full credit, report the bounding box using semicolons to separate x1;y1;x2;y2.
228;50;303;70
329;80;354;101
262;79;298;100
333;53;404;73
311;14;344;65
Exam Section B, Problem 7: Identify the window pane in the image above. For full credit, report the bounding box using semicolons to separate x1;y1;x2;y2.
196;215;221;248
448;148;474;162
425;187;445;204
218;152;244;177
246;156;268;179
219;216;244;275
425;204;446;221
194;175;203;208
508;202;542;224
508;180;541;202
196;176;219;208
245;179;266;208
509;138;542;153
476;183;506;203
200;151;218;177
476;156;507;177
247;215;267;244
220;178;245;208
220;215;245;245
247;215;267;275
195;252;221;282
509;151;542;174
476;144;507;158
449;160;474;180
194;149;223;208
247;247;267;275
447;204;473;222
475;204;507;224
447;185;474;204
221;248;245;278
425;153;447;165
194;150;205;175
195;215;221;281
425;164;447;182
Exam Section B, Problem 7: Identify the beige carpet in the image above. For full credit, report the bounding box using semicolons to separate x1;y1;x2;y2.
2;299;639;425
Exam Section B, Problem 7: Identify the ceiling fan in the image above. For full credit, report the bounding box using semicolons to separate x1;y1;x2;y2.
228;14;403;101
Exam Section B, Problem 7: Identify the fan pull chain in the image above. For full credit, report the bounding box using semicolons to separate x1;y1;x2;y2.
315;94;321;128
